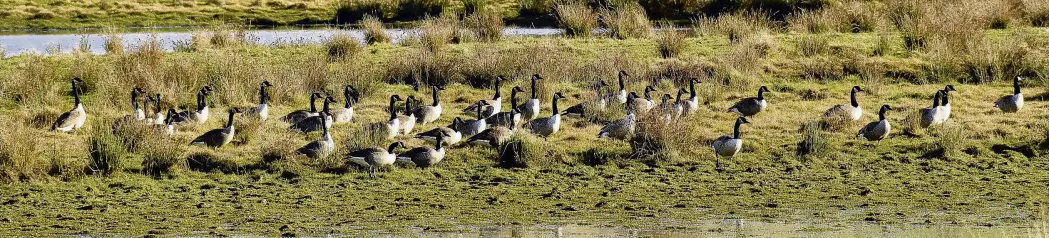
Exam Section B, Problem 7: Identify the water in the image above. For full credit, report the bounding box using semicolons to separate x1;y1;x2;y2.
0;28;564;57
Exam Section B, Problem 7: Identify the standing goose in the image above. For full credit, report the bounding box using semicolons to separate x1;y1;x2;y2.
383;95;404;139
397;96;417;135
728;86;770;117
563;80;610;117
348;141;406;178
398;131;450;168
487;86;525;128
822;86;865;123
858;105;893;145
51;78;87;132
465;76;504;118
243;81;273;121
995;76;1024;113
130;87;147;120
416;117;464;146
461;100;490;137
290;96;335;133
412;86;445;125
281;92;323;124
682;78;701;116
711;117;750;168
940;85;957;121
598;93;639;140
332;85;357;124
518;74;543;121
190;108;241;148
919;91;943;128
525;92;567;140
614;70;630;104
297;112;334;159
188;86;213;124
150;94;165;125
670;88;687;119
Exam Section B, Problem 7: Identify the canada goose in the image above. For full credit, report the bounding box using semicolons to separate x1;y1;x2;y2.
461;100;490;137
190;108;241;148
641;86;658;111
297;112;334;160
487;86;525;128
396;96;418;135
290;96;335;133
149;93;165;125
858;105;893;145
525;92;567;140
995;76;1024;113
332;85;357;124
51;78;87;132
383;95;404;139
281;92;323;124
398;131;450;168
163;108;176;137
658;93;673;122
670;88;687;119
599;93;639;140
563;80;610;117
518;74;544;121
465;122;516;147
822;86;865;123
188;86;213;124
412;86;445;124
416;117;464;146
464;76;504;118
919;91;943;128
711;117;750;168
940;85;956;121
626;91;651;114
130;87;147;120
348;141;406;178
243;81;273;121
682;78;701;116
728;86;770;117
143;95;154;122
614;70;630;104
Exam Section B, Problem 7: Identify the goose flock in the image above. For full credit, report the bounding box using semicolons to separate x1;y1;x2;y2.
48;73;1031;175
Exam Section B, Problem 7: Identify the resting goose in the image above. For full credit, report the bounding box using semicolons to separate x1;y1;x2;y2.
461;100;490;137
682;78;700;116
290;96;334;133
563;80;610;117
187;86;213;124
190;108;241;148
599;93;639;140
940;85;956;121
51;78;87;132
487;86;525;128
518;74;543;121
397;96;418;135
641;86;658;111
994;76;1024;113
919;91;943;128
348;141;406;178
398;131;449;168
627;91;652;115
711;117;750;168
416;117;464;146
464;76;504;118
658;93;674;122
670;88;687;119
332;85;357;124
728;86;770;117
281;92;323;124
130;87;147;120
412;86;445;125
858;105;893;145
149;94;165;125
466;113;518;147
297;112;334;159
614;70;630;104
383;95;404;139
525;92;567;140
822;86;864;123
162;109;176;137
243;81;273;121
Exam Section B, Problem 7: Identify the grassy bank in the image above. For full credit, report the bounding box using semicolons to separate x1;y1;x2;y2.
0;23;1048;235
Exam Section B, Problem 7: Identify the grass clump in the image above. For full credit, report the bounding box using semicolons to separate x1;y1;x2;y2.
653;22;684;58
142;140;184;178
787;9;832;34
103;32;123;55
600;3;650;39
1024;0;1049;27
796;120;828;158
418;14;459;52
556;2;598;38
87;124;125;176
695;12;772;44
465;8;504;41
797;34;829;57
359;15;391;44
326;33;363;61
0;126;45;182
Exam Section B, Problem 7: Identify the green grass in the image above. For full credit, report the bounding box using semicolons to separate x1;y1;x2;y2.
0;27;1047;235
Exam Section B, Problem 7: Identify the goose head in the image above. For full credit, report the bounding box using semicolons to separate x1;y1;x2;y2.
690;78;700;84
643;86;656;100
660;93;672;104
943;84;956;92
618;70;629;77
532;74;544;80
851;86;864;93
511;86;525;94
759;86;770;94
597;80;609;88
133;87;146;95
72;77;84;84
554;92;566;99
387;141;407;153
261;81;273;87
736;117;750;125
230;107;243;114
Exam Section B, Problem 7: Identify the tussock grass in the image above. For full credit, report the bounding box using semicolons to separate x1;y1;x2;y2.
87;122;126;176
1024;0;1049;27
103;32;124;55
556;2;598;38
0;123;45;183
797;120;828;158
653;22;684;58
830;0;881;33
359;15;391;44
694;12;773;44
464;8;504;41
418;13;459;52
325;33;363;61
600;3;650;39
787;9;832;34
797;34;829;57
141;139;185;178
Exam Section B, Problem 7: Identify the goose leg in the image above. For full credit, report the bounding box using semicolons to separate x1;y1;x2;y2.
715;156;721;169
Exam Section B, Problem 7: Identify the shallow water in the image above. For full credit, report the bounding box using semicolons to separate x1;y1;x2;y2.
0;28;564;57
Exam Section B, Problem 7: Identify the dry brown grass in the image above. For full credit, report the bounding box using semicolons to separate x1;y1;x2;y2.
556;2;598;38
694;11;773;44
325;33;363;61
359;15;391;44
418;13;459;52
653;22;684;58
464;8;504;41
600;3;650;39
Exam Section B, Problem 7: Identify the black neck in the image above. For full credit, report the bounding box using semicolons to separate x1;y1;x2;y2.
309;94;318;112
403;99;411;115
388;97;398;120
932;93;941;107
493;80;501;100
879;107;888;121
850;89;859;107
432;88;440;106
387;143;399;153
154;95;161;111
323;98;332;113
1014;78;1021;94
552;97;561;116
941;92;949;105
618;73;625;90
344;91;354;108
475;105;483;119
197;91;206;110
757;89;765;100
226;111;235;128
732;119;743;139
689;80;697;97
645;90;652;100
131;91;140;110
435;136;444;150
259;85;268;104
676;91;685;102
73;81;80;106
530;78;538;99
321;116;329;134
510;89;519;108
